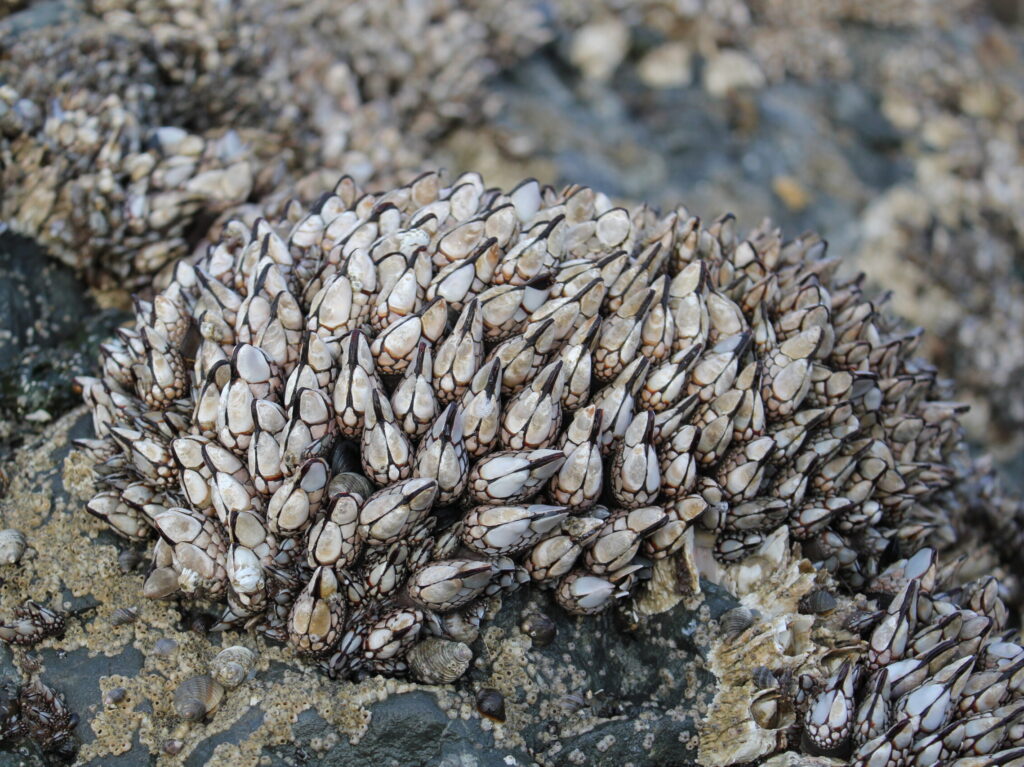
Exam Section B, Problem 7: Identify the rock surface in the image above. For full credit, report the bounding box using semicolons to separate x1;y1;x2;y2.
0;233;127;459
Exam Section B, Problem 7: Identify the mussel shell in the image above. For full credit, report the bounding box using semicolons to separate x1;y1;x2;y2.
719;606;756;639
752;665;778;689
798;589;837;616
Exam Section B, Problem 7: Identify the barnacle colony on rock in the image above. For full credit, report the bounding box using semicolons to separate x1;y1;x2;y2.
75;169;966;683
758;548;1024;765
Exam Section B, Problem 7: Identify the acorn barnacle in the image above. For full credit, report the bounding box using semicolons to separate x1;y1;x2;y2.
75;170;968;683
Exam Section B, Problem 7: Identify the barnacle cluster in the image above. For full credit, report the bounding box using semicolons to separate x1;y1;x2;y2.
75;170;967;683
0;0;548;282
0;677;78;760
754;547;1024;765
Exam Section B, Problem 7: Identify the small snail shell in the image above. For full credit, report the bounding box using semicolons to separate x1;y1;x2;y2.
407;638;472;684
103;687;127;706
719;606;756;639
210;645;257;688
117;548;143;573
476;688;506;723
519;612;556;648
173;674;224;721
110;607;139;626
0;530;27;565
752;665;778;690
328;471;374;500
798;589;837;616
750;688;795;730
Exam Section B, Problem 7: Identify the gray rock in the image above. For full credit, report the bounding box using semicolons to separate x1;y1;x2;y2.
0;233;127;458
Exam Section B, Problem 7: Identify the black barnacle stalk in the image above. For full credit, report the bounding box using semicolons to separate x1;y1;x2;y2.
74;171;971;684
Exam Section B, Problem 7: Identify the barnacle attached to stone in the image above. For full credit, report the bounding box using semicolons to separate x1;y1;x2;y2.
746;547;1024;766
0;601;66;646
75;170;970;685
16;679;78;759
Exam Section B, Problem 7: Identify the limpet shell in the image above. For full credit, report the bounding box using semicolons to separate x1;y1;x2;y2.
407;637;472;684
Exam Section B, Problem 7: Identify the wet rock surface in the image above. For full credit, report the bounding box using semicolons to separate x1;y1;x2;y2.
0;234;127;459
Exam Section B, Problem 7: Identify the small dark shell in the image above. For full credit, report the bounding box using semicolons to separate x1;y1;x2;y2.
103;687;127;706
519;612;556;648
173;674;224;721
162;739;184;755
117;548;143;573
110;607;139;626
476;688;506;723
719;606;756;639
188;612;216;635
798;589;837;616
752;665;778;689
